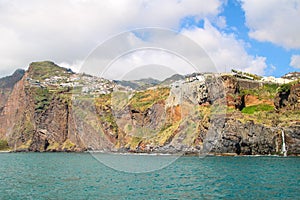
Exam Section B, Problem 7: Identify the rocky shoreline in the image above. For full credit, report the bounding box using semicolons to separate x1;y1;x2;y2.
2;150;300;157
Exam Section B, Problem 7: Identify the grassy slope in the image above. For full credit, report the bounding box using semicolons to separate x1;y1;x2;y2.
29;61;71;81
129;87;170;112
239;81;300;126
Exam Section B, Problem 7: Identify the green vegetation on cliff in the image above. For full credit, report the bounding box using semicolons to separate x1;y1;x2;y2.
130;87;170;112
33;86;71;114
0;140;9;150
278;83;291;93
33;87;52;112
277;79;300;93
154;121;180;146
240;83;279;100
62;139;76;150
95;94;119;137
241;104;274;114
238;79;299;126
28;61;72;81
238;109;300;127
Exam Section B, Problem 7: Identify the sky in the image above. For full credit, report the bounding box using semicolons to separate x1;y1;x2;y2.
0;0;300;79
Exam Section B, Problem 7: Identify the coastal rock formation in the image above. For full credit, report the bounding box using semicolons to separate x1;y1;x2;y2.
275;82;300;110
0;61;299;155
0;69;25;114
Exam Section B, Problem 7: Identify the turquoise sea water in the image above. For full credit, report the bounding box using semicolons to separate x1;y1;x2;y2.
0;153;299;199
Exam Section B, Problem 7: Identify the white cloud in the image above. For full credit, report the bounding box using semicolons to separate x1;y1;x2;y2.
182;20;267;75
79;29;217;80
290;55;300;69
0;0;274;78
241;0;300;49
0;0;222;77
58;60;84;73
104;49;198;80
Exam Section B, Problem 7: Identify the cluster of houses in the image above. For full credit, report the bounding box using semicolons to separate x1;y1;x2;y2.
261;76;294;84
171;73;206;88
231;70;255;80
281;72;300;81
231;69;297;84
26;73;114;95
169;70;298;91
26;68;299;97
185;73;206;83
26;78;42;87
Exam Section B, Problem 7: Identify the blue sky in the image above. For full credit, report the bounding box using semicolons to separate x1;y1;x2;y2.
221;0;300;77
0;0;299;78
179;0;300;77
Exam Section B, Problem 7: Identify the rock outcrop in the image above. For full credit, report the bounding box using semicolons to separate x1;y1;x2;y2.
0;69;25;114
275;83;300;110
287;84;300;110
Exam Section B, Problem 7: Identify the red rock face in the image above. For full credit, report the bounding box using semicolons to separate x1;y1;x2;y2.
0;69;25;140
0;74;31;142
221;75;242;109
0;72;85;151
243;94;273;107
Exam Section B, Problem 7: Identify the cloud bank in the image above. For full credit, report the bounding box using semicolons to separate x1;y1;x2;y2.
1;0;288;78
241;0;300;49
0;0;222;76
182;20;267;75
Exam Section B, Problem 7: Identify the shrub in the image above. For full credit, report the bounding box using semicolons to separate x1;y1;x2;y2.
277;83;292;93
277;79;300;93
34;88;51;112
242;104;274;114
0;140;9;150
130;87;170;112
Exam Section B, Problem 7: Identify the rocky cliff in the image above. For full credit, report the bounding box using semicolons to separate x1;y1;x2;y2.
0;61;299;155
0;69;25;114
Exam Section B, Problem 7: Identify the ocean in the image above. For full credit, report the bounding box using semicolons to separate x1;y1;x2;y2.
0;153;299;199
